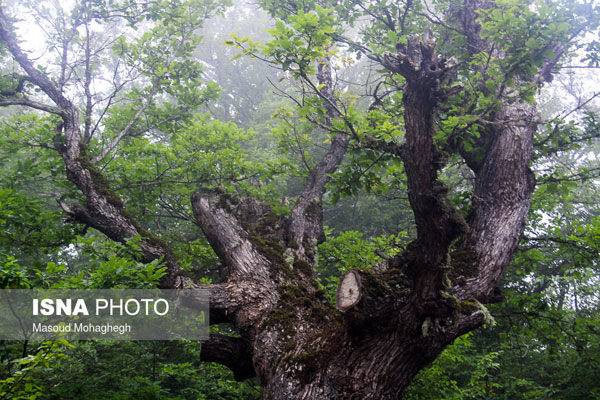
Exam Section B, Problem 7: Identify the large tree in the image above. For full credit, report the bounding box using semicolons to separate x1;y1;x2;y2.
0;0;598;398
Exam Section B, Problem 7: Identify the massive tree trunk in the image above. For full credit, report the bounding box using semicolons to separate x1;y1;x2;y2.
0;0;569;397
186;23;539;398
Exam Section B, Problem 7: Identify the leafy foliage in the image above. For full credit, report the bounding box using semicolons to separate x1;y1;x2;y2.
0;0;599;396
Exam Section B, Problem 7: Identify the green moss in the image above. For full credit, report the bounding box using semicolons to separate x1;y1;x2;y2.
279;283;305;300
283;248;295;269
302;233;315;260
440;290;461;310
458;299;480;313
260;283;339;337
258;211;279;229
421;317;432;337
305;200;321;221
246;211;282;237
290;350;319;384
249;234;292;278
261;308;296;337
290;349;318;364
215;191;235;212
284;283;335;318
472;299;496;326
76;143;125;210
259;284;303;339
143;231;169;249
449;247;479;279
383;266;406;279
361;269;393;295
240;206;299;279
293;259;313;276
440;290;486;319
440;290;484;316
313;301;339;323
76;142;170;253
259;285;299;330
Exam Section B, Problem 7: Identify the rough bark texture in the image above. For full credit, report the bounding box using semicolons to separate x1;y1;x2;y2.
194;23;536;398
0;0;562;397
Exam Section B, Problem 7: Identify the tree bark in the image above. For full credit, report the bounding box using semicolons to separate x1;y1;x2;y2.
192;24;537;398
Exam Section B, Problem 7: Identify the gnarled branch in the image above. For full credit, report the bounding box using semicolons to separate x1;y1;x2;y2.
200;334;255;380
0;6;181;288
190;192;273;281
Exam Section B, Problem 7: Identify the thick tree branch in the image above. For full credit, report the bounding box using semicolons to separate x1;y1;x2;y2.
459;115;537;298
445;3;539;302
191;192;274;281
176;282;236;325
0;97;65;116
199;334;255;380
382;29;467;311
0;9;71;110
